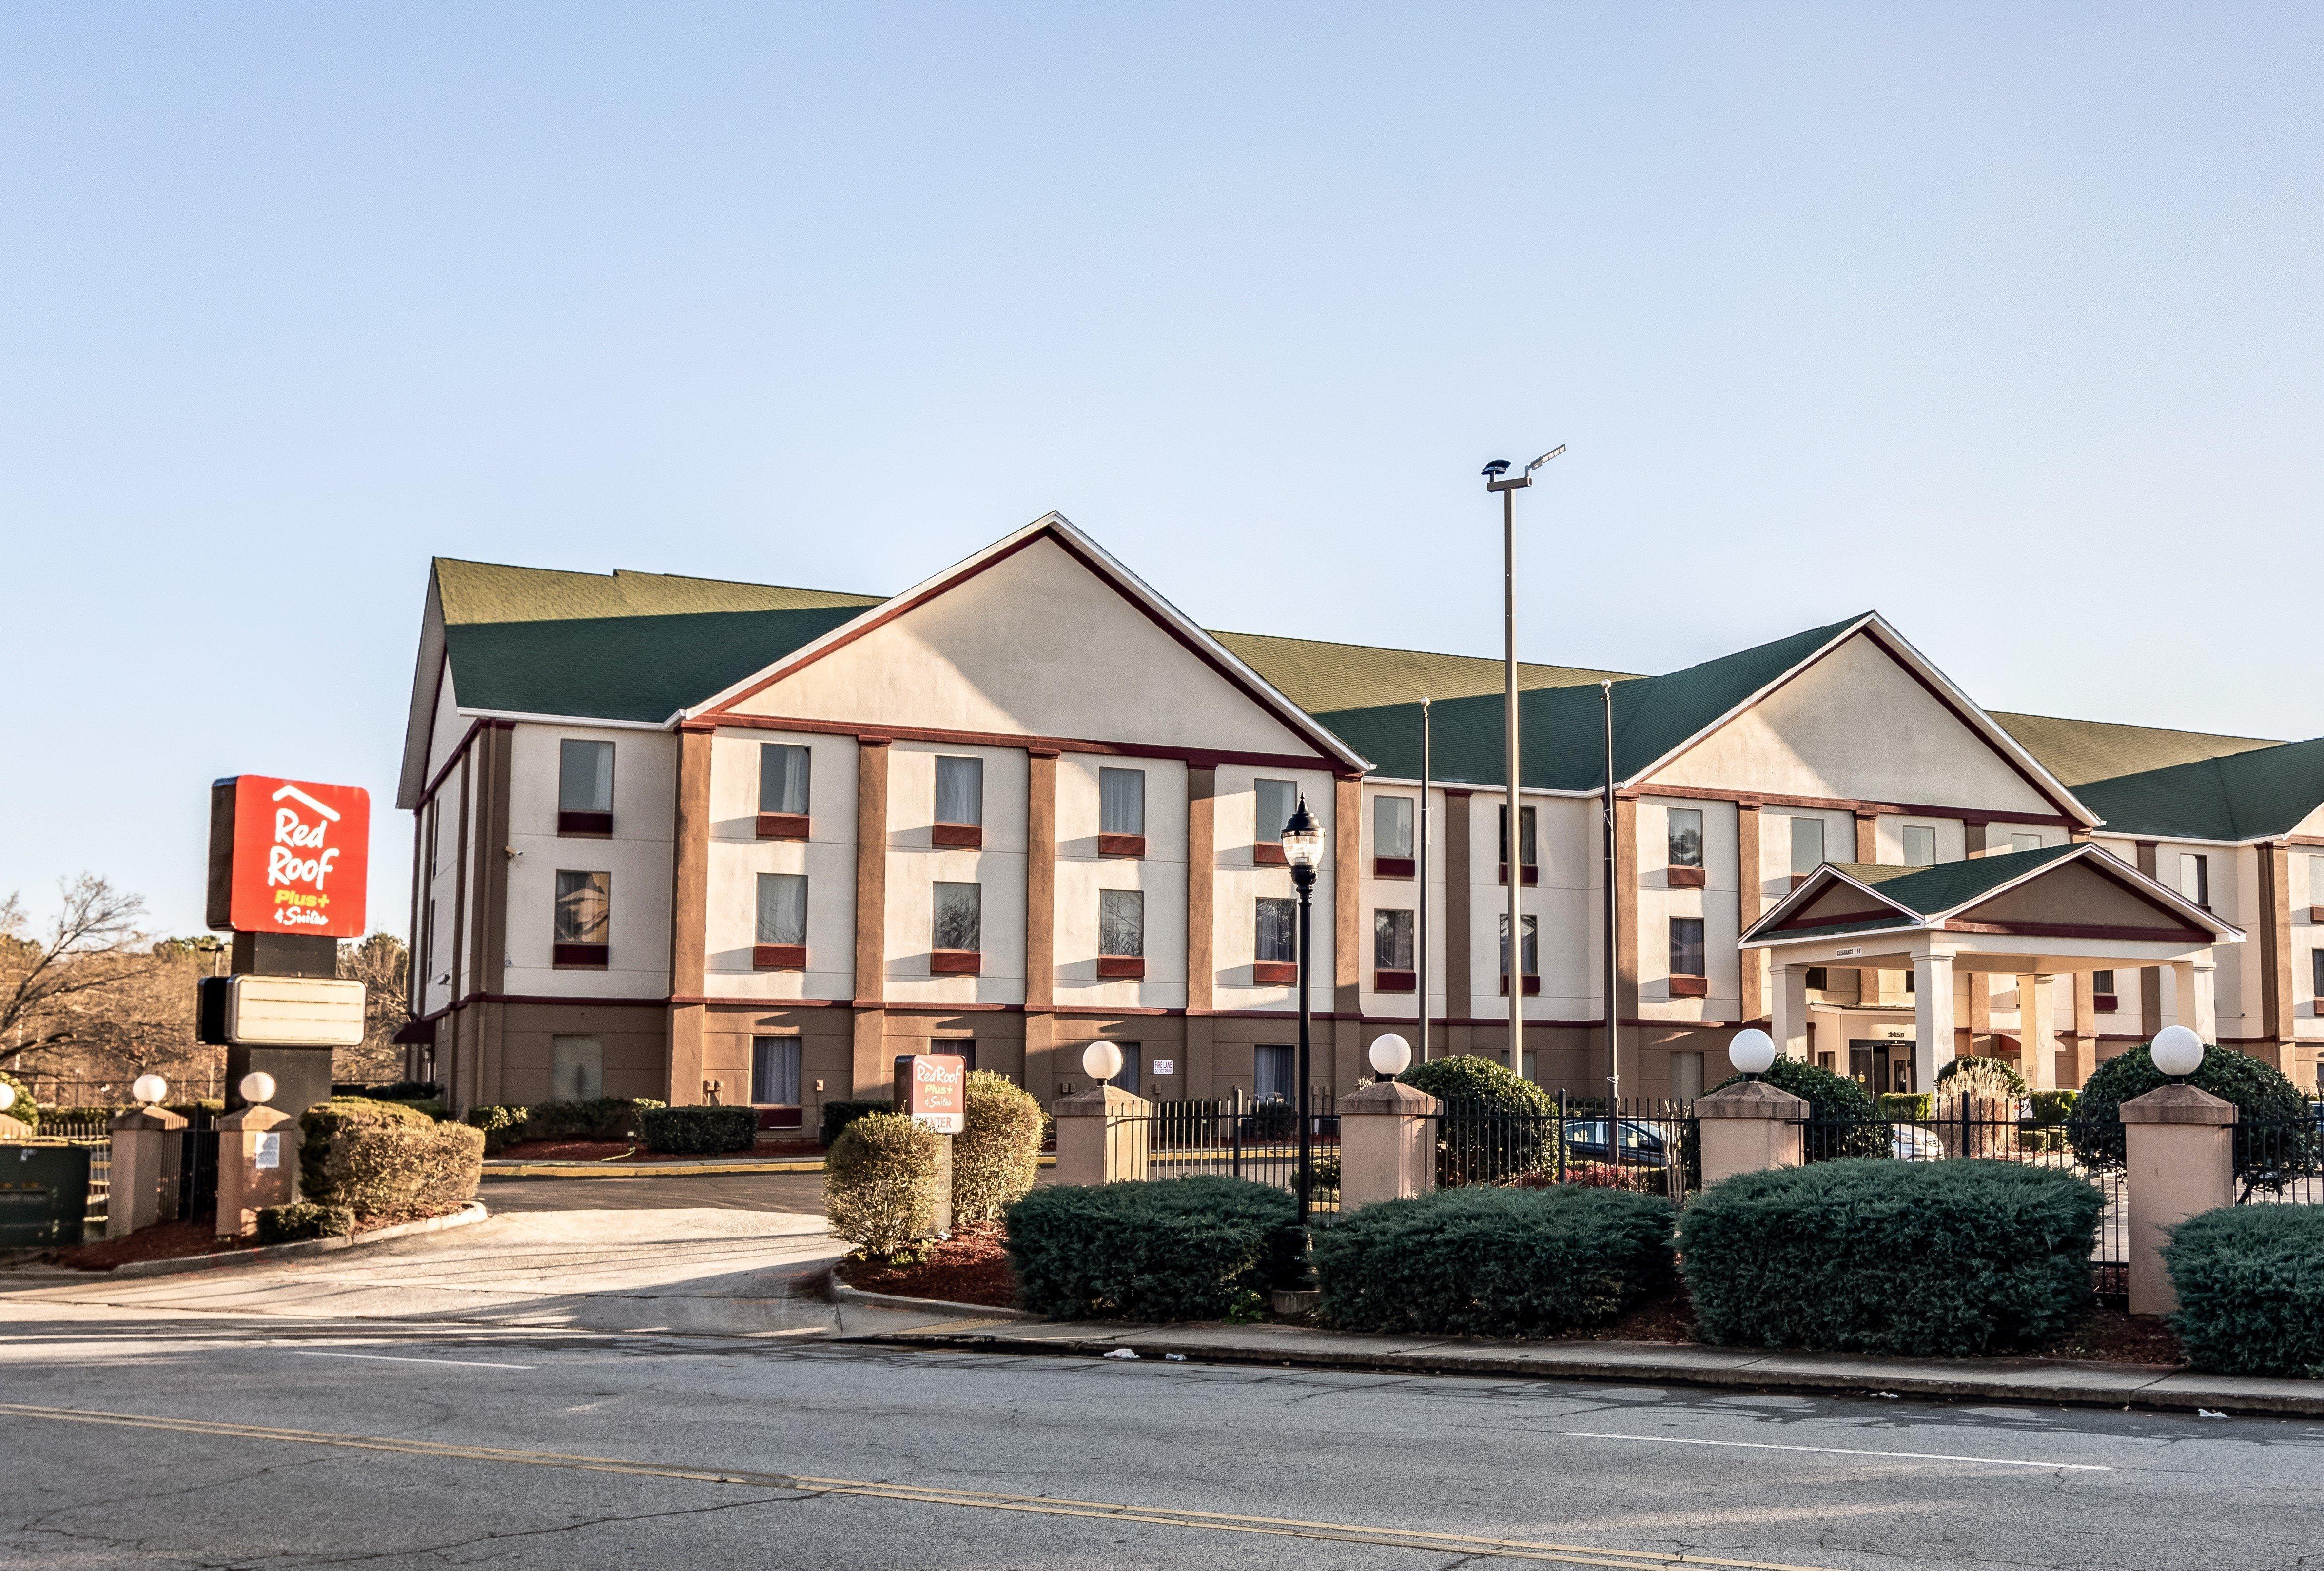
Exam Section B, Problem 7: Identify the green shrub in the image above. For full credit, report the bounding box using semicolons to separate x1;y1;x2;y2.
2164;1205;2324;1377
520;1097;662;1142
637;1105;758;1154
2028;1089;2078;1124
820;1099;892;1149
299;1098;484;1224
824;1112;940;1258
1401;1053;1554;1182
952;1071;1044;1225
465;1104;528;1155
1710;1058;1885;1159
1006;1176;1298;1321
2067;1043;2322;1186
333;1080;442;1100
1679;1159;2103;1356
1315;1186;1674;1338
1878;1092;1932;1120
256;1203;357;1244
1936;1055;2029;1096
0;1070;38;1132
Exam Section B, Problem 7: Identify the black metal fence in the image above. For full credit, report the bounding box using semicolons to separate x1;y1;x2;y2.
2233;1111;2324;1206
1128;1090;1341;1213
1432;1095;1698;1205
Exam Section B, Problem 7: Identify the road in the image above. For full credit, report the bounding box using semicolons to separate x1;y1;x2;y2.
3;1174;2320;1570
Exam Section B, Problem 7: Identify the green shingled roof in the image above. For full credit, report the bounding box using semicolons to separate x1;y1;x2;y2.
2069;736;2324;841
1210;630;1632;713
1826;844;2084;916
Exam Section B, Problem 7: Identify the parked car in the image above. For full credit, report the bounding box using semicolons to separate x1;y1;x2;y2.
1562;1118;1672;1169
1891;1124;1945;1161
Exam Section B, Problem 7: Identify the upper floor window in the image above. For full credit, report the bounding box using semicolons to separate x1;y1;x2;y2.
1374;908;1414;970
1099;768;1146;836
1375;797;1414;860
1901;824;1936;867
1790;817;1825;877
1498;805;1538;867
1667;808;1703;869
759;744;811;816
933;881;982;952
1255;897;1296;963
936;756;983;826
1497;913;1539;980
1669;917;1706;977
2011;832;2042;854
755;872;808;947
1255;778;1297;844
559;740;614;813
1099;889;1145;957
2182;852;2210;909
553;870;610;968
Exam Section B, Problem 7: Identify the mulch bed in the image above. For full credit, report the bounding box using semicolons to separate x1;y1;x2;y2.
50;1218;258;1272
2048;1305;2184;1366
837;1225;1018;1309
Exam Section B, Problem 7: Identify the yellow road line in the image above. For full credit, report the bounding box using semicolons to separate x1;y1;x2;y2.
0;1403;1850;1570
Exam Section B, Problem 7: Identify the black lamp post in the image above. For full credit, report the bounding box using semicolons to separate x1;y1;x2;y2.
1280;794;1325;1292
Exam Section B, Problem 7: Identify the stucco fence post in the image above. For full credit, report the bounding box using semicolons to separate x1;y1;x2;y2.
105;1105;187;1239
2119;1083;2236;1316
1693;1080;1807;1187
1337;1079;1440;1209
215;1103;299;1239
1051;1085;1150;1185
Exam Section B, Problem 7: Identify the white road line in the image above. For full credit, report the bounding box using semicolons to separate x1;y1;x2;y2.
1558;1432;2111;1472
288;1351;537;1371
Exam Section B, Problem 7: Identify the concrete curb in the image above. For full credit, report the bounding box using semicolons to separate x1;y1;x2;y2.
831;1282;1035;1320
849;1322;2324;1417
105;1202;491;1278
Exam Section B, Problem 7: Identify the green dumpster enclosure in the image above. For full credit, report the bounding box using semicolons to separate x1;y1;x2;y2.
1;1145;92;1247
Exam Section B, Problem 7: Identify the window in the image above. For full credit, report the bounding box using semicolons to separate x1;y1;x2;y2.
1806;966;1828;990
2314;950;2324;1002
936;756;983;825
1111;1045;1141;1098
554;870;610;943
756;873;807;946
1255;778;1297;843
1498;913;1539;977
1497;805;1538;867
1669;917;1705;977
759;744;810;815
2182;852;2210;909
1255;897;1297;963
550;1035;603;1102
1671;1051;1705;1102
1902;824;1936;867
1374;909;1414;970
1667;808;1704;869
2311;854;2324;909
558;740;614;813
751;1036;801;1106
2093;970;2117;998
933;882;981;952
1099;768;1145;835
1255;1043;1293;1102
1099;889;1145;957
1374;797;1414;859
1790;818;1825;877
2011;832;2042;854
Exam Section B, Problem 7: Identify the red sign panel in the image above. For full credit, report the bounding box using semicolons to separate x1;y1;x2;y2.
902;1053;967;1135
207;776;371;938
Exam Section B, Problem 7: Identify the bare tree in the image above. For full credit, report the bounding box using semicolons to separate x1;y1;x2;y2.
336;932;412;1084
0;876;163;1069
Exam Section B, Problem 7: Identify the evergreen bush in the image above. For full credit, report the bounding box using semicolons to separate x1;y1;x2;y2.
1680;1159;2102;1355
952;1071;1044;1225
465;1104;528;1155
1709;1058;1885;1159
1006;1177;1298;1320
256;1203;356;1244
2163;1205;2324;1377
299;1098;483;1225
2067;1043;2321;1185
520;1097;662;1142
1400;1053;1554;1182
637;1105;757;1154
1315;1186;1674;1337
820;1099;892;1149
824;1112;940;1258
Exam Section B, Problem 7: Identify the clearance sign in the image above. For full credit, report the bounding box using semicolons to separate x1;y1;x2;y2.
205;775;371;938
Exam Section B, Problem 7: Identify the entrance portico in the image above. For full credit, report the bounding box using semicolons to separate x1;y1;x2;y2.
1744;844;2243;1092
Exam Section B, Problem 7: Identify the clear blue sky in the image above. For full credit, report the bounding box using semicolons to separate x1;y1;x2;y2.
5;3;2319;940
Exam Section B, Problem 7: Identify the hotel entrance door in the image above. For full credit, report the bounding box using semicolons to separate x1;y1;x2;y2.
1849;1040;1914;1094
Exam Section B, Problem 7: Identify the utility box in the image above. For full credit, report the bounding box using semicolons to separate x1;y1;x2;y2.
223;975;367;1047
0;1145;92;1248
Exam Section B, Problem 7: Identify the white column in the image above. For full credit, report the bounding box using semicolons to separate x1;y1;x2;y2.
1913;952;1955;1092
1773;964;1810;1061
2018;973;2057;1091
2169;958;2219;1042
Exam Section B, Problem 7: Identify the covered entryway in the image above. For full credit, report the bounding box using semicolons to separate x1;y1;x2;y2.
1742;843;2245;1090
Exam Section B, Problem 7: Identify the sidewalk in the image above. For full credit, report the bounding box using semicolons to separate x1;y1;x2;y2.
844;1315;2324;1417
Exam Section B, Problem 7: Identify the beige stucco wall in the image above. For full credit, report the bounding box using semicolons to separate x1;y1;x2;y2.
1636;794;1739;1020
1052;751;1189;1010
1460;791;1597;1020
882;742;1028;1006
1209;762;1340;1013
1646;632;2057;815
1355;782;1453;1025
702;728;859;1002
502;724;676;999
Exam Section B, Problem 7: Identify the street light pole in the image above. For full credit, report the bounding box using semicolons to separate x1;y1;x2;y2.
1482;447;1563;1086
1279;796;1326;1295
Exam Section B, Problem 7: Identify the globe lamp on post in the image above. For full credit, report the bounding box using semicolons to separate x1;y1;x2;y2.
1368;1033;1412;1081
1279;795;1325;1296
2151;1025;2205;1081
1728;1028;1777;1082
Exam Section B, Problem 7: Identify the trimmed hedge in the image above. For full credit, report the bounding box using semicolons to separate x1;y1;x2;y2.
334;1081;442;1101
1679;1159;2103;1356
638;1104;758;1154
2163;1205;2324;1377
1878;1092;1933;1120
953;1071;1044;1225
1401;1053;1554;1182
2067;1042;2322;1183
521;1097;663;1142
2028;1089;2077;1124
820;1099;892;1150
1007;1176;1298;1321
1315;1186;1674;1338
466;1104;527;1155
825;1112;940;1257
256;1203;356;1244
299;1098;483;1225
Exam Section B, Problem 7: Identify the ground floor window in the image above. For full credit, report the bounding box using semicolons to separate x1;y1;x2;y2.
551;1035;603;1102
932;1039;977;1072
751;1036;801;1106
1255;1043;1293;1102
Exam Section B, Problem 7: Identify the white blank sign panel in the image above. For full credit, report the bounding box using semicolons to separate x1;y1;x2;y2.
228;976;367;1046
